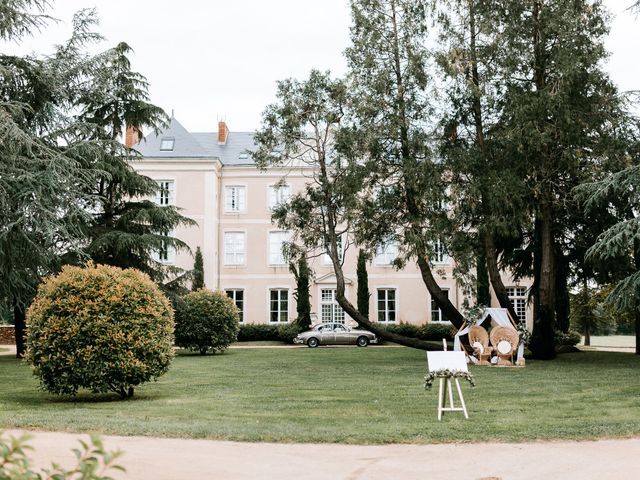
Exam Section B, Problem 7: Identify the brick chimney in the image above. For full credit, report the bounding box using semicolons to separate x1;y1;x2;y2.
218;121;229;145
125;125;140;148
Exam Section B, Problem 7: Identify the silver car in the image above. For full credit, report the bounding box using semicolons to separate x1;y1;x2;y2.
293;323;379;348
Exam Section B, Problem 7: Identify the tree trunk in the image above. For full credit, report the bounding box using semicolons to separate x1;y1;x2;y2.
416;256;465;329
483;231;520;323
13;300;26;359
584;320;591;347
325;213;438;350
530;209;556;359
554;250;570;333
476;238;491;306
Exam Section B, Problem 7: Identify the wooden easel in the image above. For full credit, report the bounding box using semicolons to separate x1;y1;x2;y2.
429;340;469;421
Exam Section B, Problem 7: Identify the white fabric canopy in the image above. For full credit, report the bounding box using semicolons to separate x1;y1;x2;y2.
454;308;525;363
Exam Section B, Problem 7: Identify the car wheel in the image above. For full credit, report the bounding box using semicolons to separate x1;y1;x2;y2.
357;336;369;347
307;337;319;348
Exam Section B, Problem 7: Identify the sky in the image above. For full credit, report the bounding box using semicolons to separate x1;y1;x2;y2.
2;0;638;133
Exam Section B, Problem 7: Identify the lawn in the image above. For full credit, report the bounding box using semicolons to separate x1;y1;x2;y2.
1;348;639;444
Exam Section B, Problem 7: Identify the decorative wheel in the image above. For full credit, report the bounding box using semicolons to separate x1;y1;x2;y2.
307;337;319;348
357;336;369;347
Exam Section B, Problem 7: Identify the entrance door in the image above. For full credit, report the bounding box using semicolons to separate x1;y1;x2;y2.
320;289;345;324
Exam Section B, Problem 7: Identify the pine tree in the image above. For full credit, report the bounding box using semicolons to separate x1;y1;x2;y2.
74;42;195;284
356;250;370;319
192;247;205;291
0;5;103;357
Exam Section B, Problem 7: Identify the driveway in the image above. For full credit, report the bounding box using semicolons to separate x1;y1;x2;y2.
3;429;639;480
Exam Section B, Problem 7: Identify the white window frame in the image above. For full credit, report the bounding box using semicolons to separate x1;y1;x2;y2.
432;239;449;264
224;185;247;213
223;231;246;266
152;229;176;264
430;289;450;323
268;231;289;266
322;234;344;265
506;286;527;324
320;288;345;324
225;289;245;322
375;240;398;266
155;180;175;206
269;288;289;323
268;184;290;210
377;288;397;323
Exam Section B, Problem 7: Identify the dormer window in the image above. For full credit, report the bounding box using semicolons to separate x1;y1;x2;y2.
238;152;249;160
160;137;175;151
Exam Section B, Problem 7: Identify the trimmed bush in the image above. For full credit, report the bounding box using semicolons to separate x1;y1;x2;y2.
419;323;456;341
383;322;420;338
175;289;240;354
237;324;279;341
555;330;582;347
277;323;303;343
26;264;174;399
381;322;455;341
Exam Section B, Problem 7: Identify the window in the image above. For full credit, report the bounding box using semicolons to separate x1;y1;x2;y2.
238;152;249;160
225;186;246;213
152;230;175;264
377;289;396;322
269;185;290;209
432;239;448;264
269;231;289;266
225;289;244;322
506;286;527;323
160;137;175;151
270;289;289;323
322;234;344;265
155;180;174;206
375;241;398;265
320;289;345;324
430;289;449;323
224;232;245;265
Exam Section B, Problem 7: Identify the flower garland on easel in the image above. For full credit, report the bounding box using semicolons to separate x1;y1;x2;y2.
424;369;476;390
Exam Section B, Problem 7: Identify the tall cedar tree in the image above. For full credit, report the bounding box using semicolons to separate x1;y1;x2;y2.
491;0;629;358
434;0;524;323
253;70;434;348
356;250;370;318
75;42;195;284
192;246;205;290
344;0;468;329
0;5;104;357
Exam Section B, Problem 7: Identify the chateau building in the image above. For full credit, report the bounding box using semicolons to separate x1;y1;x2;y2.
131;117;532;329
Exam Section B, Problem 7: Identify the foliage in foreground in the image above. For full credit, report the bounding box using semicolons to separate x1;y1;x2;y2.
0;431;124;479
26;264;174;399
175;290;240;354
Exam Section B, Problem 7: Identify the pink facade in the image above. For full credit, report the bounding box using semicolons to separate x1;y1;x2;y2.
132;118;533;329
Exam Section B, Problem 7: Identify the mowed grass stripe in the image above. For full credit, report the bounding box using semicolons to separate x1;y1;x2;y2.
1;348;639;443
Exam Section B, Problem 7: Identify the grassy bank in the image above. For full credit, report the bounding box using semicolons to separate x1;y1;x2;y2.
1;348;639;444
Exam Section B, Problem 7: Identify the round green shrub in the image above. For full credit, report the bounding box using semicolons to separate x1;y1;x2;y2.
25;263;174;399
175;289;240;354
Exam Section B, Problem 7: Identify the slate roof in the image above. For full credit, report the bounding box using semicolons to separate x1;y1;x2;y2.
134;117;257;166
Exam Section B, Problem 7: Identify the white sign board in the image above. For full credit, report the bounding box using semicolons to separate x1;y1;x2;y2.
427;351;468;373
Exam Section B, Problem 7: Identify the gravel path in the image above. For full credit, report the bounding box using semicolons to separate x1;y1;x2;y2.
3;429;639;480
